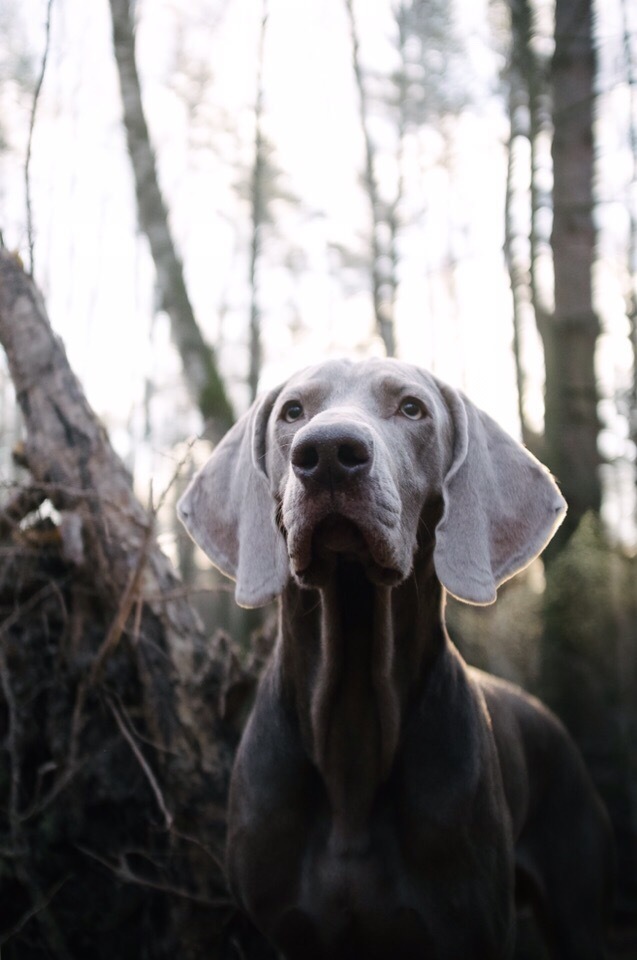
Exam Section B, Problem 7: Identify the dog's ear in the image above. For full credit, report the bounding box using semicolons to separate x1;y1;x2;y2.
434;384;566;605
177;385;289;608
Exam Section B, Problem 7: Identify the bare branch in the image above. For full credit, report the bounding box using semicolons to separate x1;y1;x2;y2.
0;875;70;948
107;696;174;830
25;0;54;275
76;845;231;908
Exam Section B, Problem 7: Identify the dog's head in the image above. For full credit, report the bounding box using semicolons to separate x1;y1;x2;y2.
178;359;566;607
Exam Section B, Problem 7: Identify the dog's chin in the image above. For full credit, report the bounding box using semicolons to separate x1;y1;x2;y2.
291;516;406;589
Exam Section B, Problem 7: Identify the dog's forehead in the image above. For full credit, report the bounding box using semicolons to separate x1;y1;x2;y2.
281;358;440;407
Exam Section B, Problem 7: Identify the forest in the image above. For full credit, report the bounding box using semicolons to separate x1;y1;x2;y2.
0;0;635;956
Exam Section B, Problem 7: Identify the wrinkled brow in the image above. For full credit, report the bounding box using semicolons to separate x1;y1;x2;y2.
276;378;332;410
369;375;429;402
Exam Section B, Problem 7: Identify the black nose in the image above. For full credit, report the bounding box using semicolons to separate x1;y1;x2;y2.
291;423;373;487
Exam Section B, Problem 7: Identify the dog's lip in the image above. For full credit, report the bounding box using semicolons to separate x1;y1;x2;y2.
294;514;404;585
312;515;368;556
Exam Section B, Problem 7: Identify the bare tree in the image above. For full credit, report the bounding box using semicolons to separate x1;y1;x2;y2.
504;0;552;452
541;0;601;546
504;58;535;449
344;0;472;359
344;0;397;356
247;0;268;401
108;0;233;437
620;0;637;496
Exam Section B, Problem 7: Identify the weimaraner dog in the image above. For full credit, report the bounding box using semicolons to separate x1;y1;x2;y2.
178;358;613;960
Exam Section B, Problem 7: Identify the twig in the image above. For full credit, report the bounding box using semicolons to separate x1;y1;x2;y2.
0;582;64;830
169;826;227;878
0;644;21;833
25;0;54;275
88;437;199;682
231;938;249;960
88;519;155;685
0;580;58;639
106;695;173;830
0;874;70;947
75;845;232;909
107;690;179;756
19;757;85;824
149;435;200;517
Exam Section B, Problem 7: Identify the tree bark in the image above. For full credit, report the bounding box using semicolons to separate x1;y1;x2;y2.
0;251;199;674
541;0;601;546
108;0;233;437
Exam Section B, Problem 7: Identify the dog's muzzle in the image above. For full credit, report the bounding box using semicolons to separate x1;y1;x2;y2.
283;420;406;586
290;421;374;490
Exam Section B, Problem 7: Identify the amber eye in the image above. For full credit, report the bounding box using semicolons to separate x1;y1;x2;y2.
399;397;425;420
282;401;304;423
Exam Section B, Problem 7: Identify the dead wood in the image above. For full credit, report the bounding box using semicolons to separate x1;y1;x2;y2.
0;251;273;958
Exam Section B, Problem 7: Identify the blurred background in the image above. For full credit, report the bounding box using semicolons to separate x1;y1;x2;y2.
0;0;636;954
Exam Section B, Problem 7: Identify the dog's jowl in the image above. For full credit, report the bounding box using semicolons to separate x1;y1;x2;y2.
179;358;613;960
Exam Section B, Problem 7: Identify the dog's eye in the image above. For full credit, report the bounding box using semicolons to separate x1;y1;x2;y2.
282;401;304;423
399;397;425;420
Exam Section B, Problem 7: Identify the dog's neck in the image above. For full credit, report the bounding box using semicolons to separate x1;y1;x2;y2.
278;540;445;854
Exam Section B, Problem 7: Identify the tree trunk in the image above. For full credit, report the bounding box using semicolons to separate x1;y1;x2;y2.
506;0;551;455
108;0;233;437
248;0;268;402
344;0;397;357
504;61;535;449
0;251;271;958
541;0;600;546
620;0;637;502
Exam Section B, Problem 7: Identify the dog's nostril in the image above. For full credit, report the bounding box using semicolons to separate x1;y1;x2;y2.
293;444;319;471
337;443;369;468
291;428;373;486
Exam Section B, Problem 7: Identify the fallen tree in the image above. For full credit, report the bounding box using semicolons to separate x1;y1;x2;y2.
0;250;274;959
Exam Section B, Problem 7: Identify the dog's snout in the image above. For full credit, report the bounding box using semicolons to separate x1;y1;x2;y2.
291;424;373;487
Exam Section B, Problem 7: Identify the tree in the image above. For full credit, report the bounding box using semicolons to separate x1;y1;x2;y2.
540;0;601;546
247;0;268;401
504;0;601;545
620;0;637;497
344;0;397;356
344;0;472;359
504;0;551;452
108;0;233;437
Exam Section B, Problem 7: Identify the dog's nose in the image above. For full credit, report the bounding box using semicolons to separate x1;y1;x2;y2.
291;423;373;487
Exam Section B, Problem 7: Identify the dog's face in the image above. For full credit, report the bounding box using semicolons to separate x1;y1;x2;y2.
266;359;453;588
178;358;566;608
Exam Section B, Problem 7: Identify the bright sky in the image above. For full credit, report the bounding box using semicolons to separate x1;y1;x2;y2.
1;0;635;541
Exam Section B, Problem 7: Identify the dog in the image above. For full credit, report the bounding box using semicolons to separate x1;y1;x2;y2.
178;358;613;959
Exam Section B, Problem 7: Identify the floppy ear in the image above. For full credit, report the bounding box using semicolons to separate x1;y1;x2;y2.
177;386;289;608
433;384;566;605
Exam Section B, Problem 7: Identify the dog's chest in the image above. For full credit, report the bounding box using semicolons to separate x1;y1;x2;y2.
288;827;433;959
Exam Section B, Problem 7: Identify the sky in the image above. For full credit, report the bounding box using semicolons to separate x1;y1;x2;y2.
2;0;516;419
0;0;635;543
